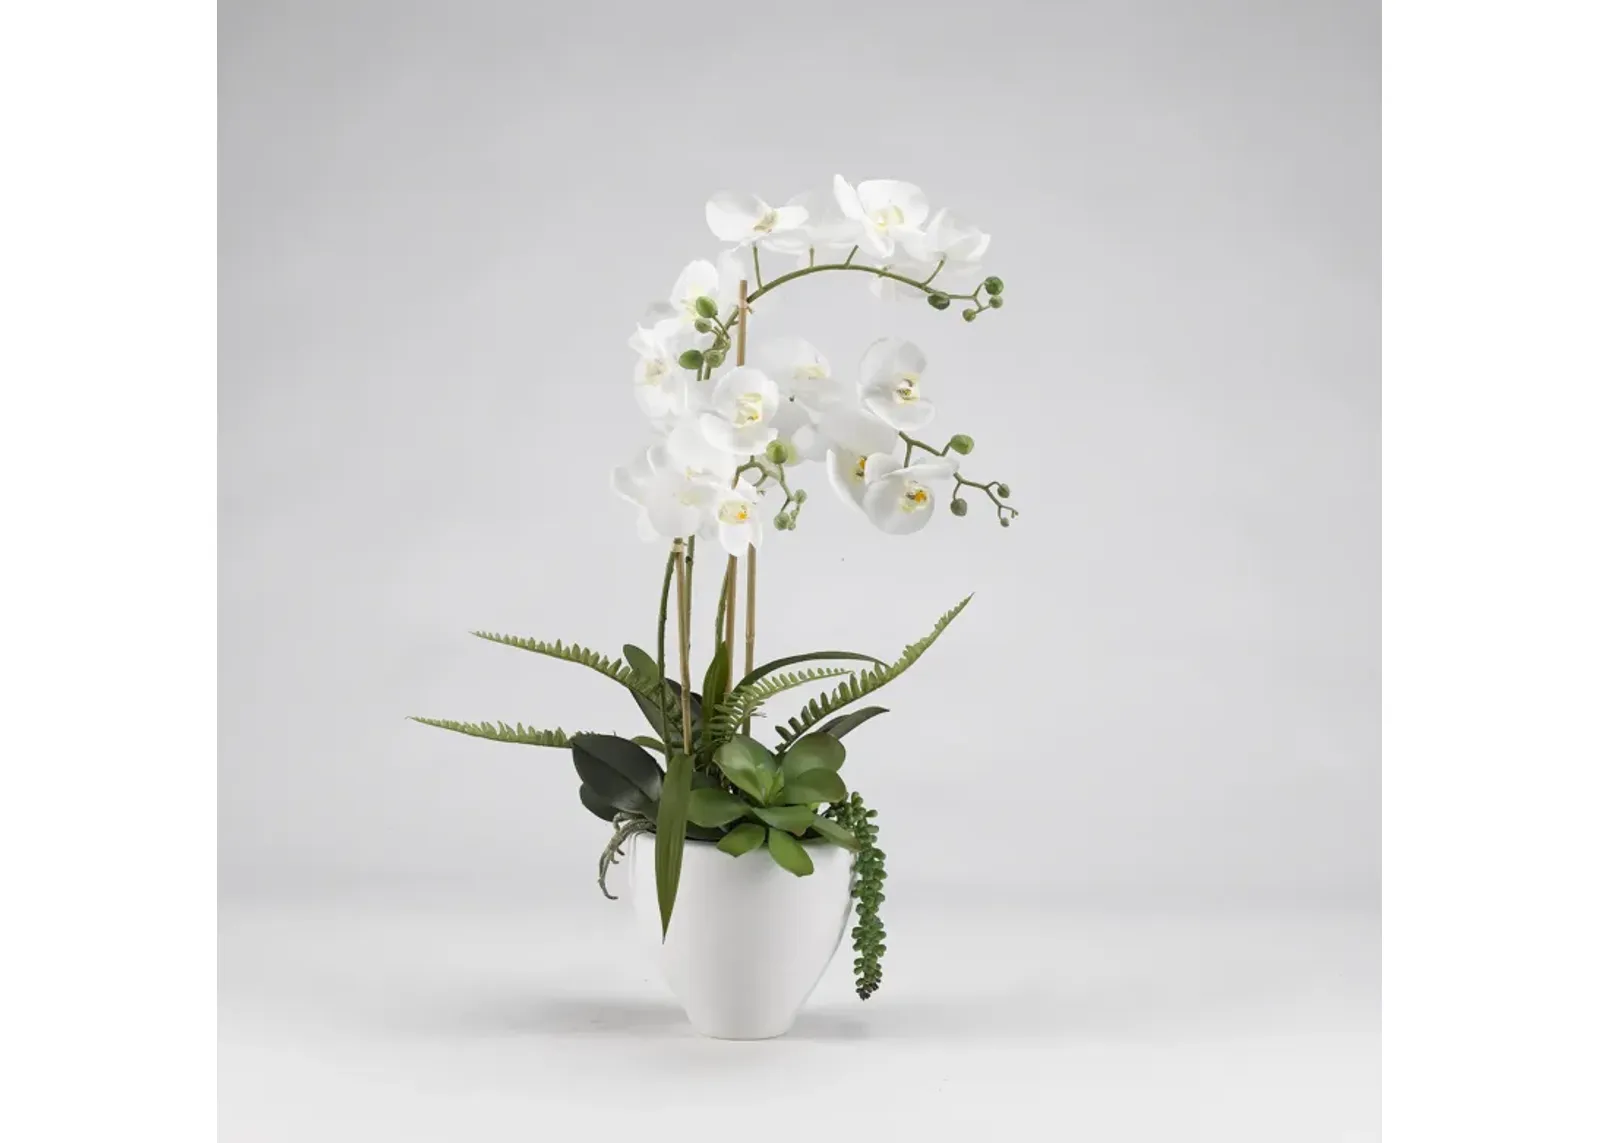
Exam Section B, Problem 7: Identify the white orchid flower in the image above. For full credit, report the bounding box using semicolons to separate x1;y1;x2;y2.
611;444;669;541
832;175;930;259
858;337;935;431
698;365;781;456
706;191;809;248
664;415;737;482
904;208;991;266
647;252;747;331
757;336;848;462
702;478;766;556
820;406;901;508
627;322;693;421
764;188;861;264
861;454;957;535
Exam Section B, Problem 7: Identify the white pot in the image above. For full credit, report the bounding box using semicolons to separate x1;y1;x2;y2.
628;833;854;1040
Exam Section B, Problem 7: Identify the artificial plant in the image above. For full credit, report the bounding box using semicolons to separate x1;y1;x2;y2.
415;176;1017;1000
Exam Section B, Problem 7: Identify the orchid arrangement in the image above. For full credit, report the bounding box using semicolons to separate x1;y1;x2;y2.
415;175;1017;1000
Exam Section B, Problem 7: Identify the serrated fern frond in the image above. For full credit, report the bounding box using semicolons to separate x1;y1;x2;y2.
410;717;573;748
775;595;972;743
470;633;653;695
704;666;859;744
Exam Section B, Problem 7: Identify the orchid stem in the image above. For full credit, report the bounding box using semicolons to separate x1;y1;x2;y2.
673;541;694;754
657;546;676;749
742;543;757;732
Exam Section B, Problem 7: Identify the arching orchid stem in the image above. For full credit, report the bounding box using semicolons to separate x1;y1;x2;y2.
954;473;1020;524
751;247;764;290
723;262;986;333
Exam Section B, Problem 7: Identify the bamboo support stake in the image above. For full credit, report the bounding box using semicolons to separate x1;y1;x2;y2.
735;278;758;717
721;553;738;689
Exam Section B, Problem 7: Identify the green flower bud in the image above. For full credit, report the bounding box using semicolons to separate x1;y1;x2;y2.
793;489;808;503
775;513;793;531
677;349;704;370
713;334;730;351
983;276;1004;296
950;498;969;516
765;439;793;465
962;308;979;322
987;295;1005;309
1000;516;1012;528
704;349;726;368
927;291;951;311
948;433;974;455
693;318;713;333
996;483;1011;498
694;296;718;319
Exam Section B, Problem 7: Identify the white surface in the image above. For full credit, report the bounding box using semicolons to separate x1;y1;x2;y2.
628;834;853;1039
221;897;1378;1140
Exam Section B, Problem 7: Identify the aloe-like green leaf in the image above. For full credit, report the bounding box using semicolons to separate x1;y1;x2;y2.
753;805;815;835
717;822;766;857
701;640;731;708
733;651;887;693
775;596;972;743
410;718;573;749
766;828;814;876
632;679;703;748
686;787;751;829
808;816;861;851
781;732;846;777
712;735;779;803
622;644;659;681
780;768;848;806
655;752;693;937
571;733;663;817
814;706;890;741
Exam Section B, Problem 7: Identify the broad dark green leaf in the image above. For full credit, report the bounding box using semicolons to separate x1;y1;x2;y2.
753;804;815;835
570;733;663;816
631;680;703;749
781;732;846;778
701;641;731;708
780;768;848;806
655;752;694;937
687;787;751;829
766;828;814;876
733;651;886;693
622;644;660;682
632;735;666;755
578;783;621;823
807;815;860;851
814;706;890;741
713;735;780;803
716;822;766;857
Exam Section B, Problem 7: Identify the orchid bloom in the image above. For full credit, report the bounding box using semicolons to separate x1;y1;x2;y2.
698;365;781;455
832;175;930;258
820;406;901;509
758;336;847;461
627;322;692;421
703;478;766;556
763;188;861;264
869;209;993;300
705;191;809;248
858;337;935;431
610;444;669;541
860;454;957;535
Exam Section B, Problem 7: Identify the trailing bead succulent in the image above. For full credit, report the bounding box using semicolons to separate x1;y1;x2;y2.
414;174;1020;1005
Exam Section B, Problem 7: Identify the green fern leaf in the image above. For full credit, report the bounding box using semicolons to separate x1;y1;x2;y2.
774;595;973;743
410;717;573;748
469;632;654;695
704;666;858;744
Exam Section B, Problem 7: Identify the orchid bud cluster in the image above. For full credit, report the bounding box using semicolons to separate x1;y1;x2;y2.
611;174;1020;557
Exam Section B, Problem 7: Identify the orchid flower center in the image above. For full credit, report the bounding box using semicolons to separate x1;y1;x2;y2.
899;481;931;512
853;455;870;482
642;358;669;385
718;500;751;525
733;392;765;425
893;373;921;403
752;209;780;234
797;363;829;380
870;205;906;233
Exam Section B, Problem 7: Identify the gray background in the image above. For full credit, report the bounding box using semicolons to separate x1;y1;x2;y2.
220;0;1378;909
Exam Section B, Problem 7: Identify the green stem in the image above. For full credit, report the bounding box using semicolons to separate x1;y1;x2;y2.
752;246;763;289
954;473;1020;522
656;547;676;748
